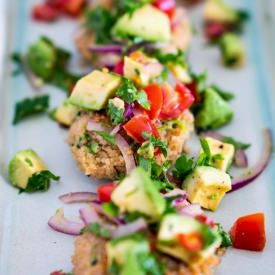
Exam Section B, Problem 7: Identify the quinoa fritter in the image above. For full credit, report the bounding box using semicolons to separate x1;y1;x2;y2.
68;111;194;180
72;232;222;275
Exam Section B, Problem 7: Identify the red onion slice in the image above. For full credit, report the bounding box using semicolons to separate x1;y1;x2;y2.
234;149;248;168
48;209;84;236
112;218;147;238
110;124;121;136
115;134;136;174
79;204;100;225
86;120;105;132
179;203;203;217
89;44;123;54
59;192;98;203
163;188;187;198
124;103;135;119
230;129;273;192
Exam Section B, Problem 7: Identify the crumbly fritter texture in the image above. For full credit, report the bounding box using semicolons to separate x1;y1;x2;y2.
72;233;222;275
68;111;194;180
68;113;126;180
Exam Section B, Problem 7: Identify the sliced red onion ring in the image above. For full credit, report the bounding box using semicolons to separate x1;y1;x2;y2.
48;209;84;236
79;204;100;225
112;218;147;238
59;192;98;203
234;149;248;168
230;129;273;192
86;120;105;132
97;53;121;69
92;202;124;225
179;203;203;217
115;134;136;174
110;124;121;136
89;44;123;54
124;103;135;119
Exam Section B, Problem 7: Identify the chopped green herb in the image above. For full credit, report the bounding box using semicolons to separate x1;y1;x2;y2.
90;142;99;154
11;52;23;76
94;131;116;145
85;7;115;44
116;77;139;103
21;170;60;193
142;132;167;157
136;91;150;110
216;223;232;247
153;49;188;68
81;222;112;238
173;154;194;181
222;136;250;150
13;95;50;125
115;0;152;17
107;101;125;125
137;251;164;275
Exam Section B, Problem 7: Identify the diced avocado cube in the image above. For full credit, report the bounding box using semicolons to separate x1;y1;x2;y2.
111;167;166;220
107;235;149;275
168;63;192;84
199;137;235;171
68;70;121;111
8;149;48;189
157;214;221;264
53;100;79;127
112;5;171;42
27;37;56;80
123;55;163;85
204;0;239;23
219;33;245;67
183;166;231;211
195;88;233;130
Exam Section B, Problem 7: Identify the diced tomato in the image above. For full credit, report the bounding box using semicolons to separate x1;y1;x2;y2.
185;80;201;104
140;83;163;120
97;183;116;203
230;213;266;252
63;0;85;16
159;82;194;119
113;60;124;75
195;214;215;228
123;114;159;144
46;0;66;9
32;4;59;22
50;271;66;275
177;232;203;252
153;0;176;19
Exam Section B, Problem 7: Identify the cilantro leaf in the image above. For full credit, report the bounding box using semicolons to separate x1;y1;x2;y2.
115;0;152;16
116;77;139;103
85;7;115;44
173;155;194;180
216;223;232;247
137;251;164;275
154;49;188;68
81;222;112;238
136;91;150;110
210;84;235;101
191;71;207;93
13;95;50;124
22;170;60;193
222;136;250;150
107;101;125;125
142;132;167;157
11;52;23;76
94;131;116;145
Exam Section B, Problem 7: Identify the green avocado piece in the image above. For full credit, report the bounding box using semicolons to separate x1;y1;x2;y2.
8;149;48;189
26;37;56;80
68;70;121;111
111;167;166;220
204;0;238;23
157;214;221;264
219;33;245;67
53;100;79;127
112;5;171;42
107;235;149;275
195;88;233;130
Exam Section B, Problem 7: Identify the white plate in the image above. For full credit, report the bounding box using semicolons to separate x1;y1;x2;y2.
0;0;275;274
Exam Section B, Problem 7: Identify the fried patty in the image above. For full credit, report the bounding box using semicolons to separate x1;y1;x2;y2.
72;233;222;275
67;111;194;180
